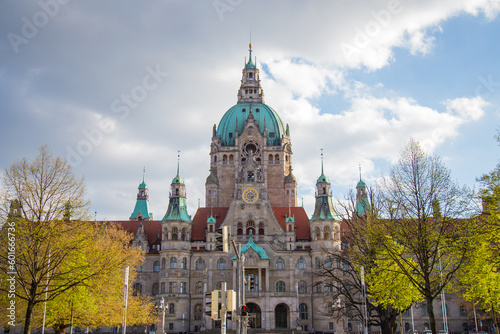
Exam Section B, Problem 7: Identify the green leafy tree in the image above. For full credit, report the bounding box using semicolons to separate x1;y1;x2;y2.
318;189;409;334
377;138;476;334
0;146;153;334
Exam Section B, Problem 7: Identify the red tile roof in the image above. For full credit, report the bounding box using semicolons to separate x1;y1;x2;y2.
109;220;162;253
191;207;229;241
272;207;311;240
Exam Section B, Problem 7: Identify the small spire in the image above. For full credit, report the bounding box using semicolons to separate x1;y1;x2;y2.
359;164;362;181
321;149;324;175
177;151;180;175
143;166;146;183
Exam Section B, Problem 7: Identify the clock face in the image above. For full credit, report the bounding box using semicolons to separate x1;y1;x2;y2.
242;187;259;204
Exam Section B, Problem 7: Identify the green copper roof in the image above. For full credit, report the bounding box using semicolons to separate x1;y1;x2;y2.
245;44;256;69
216;102;284;146
357;179;366;188
310;196;340;221
356;197;371;216
130;200;153;220
207;210;216;223
317;160;330;183
232;231;270;260
161;197;191;222
317;172;330;184
172;174;184;184
138;181;147;189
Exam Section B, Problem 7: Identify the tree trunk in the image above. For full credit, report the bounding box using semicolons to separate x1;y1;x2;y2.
23;299;36;334
492;308;498;334
379;308;398;334
53;323;67;334
427;297;438;334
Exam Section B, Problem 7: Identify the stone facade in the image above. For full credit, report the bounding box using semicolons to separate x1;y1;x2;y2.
116;45;474;334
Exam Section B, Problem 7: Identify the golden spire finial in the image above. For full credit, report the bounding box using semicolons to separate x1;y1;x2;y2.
249;42;252;51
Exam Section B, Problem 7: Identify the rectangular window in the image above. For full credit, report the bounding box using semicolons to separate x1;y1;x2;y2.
160;282;165;294
180;282;187;293
168;323;174;330
421;303;428;316
329;322;335;330
168;282;177;293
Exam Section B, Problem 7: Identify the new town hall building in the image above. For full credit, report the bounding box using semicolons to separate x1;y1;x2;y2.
115;46;472;334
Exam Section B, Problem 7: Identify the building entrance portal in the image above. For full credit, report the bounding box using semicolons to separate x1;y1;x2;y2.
246;303;261;328
275;303;288;328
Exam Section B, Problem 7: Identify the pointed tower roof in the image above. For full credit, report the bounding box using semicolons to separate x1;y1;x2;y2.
130;173;153;220
317;151;330;183
245;43;256;69
162;155;191;222
356;177;370;216
172;154;184;184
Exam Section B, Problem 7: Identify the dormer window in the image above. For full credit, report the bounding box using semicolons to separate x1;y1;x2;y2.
229;133;233;139
242;108;246;112
269;132;275;138
256;108;260;112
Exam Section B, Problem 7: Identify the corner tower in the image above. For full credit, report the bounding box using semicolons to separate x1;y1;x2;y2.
130;173;153;221
206;44;296;207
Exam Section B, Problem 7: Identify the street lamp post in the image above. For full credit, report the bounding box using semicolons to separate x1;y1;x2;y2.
156;297;166;334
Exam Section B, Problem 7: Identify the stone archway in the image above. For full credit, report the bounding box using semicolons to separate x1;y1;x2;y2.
246;302;261;328
275;303;289;329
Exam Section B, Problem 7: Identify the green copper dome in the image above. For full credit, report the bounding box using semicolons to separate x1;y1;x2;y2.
216;102;284;146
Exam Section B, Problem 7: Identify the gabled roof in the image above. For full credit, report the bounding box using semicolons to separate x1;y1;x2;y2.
232;231;270;260
112;220;161;254
272;207;310;240
191;207;229;241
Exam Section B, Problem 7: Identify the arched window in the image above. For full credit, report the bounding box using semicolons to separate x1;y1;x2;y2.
196;258;205;270
169;303;175;315
229;154;234;163
298;281;307;294
153;261;160;272
276;258;285;270
133;282;142;296
299;303;308;319
315;282;322;293
246;220;255;235
152;283;159;295
172;227;178;240
288;224;293;232
217;258;227;270
314;226;321;240
258;222;264;235
269;154;274;164
325;256;332;268
161;257;166;270
181;257;187;269
195;281;203;294
324;226;331;240
194;304;203;320
170;257;177;269
275;154;279;162
216;281;226;290
223;154;227;164
276;281;286;292
237;222;243;235
315;257;321;269
297;258;306;269
181;228;187;241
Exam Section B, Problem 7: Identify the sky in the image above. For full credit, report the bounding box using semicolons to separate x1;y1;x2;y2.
1;0;500;221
